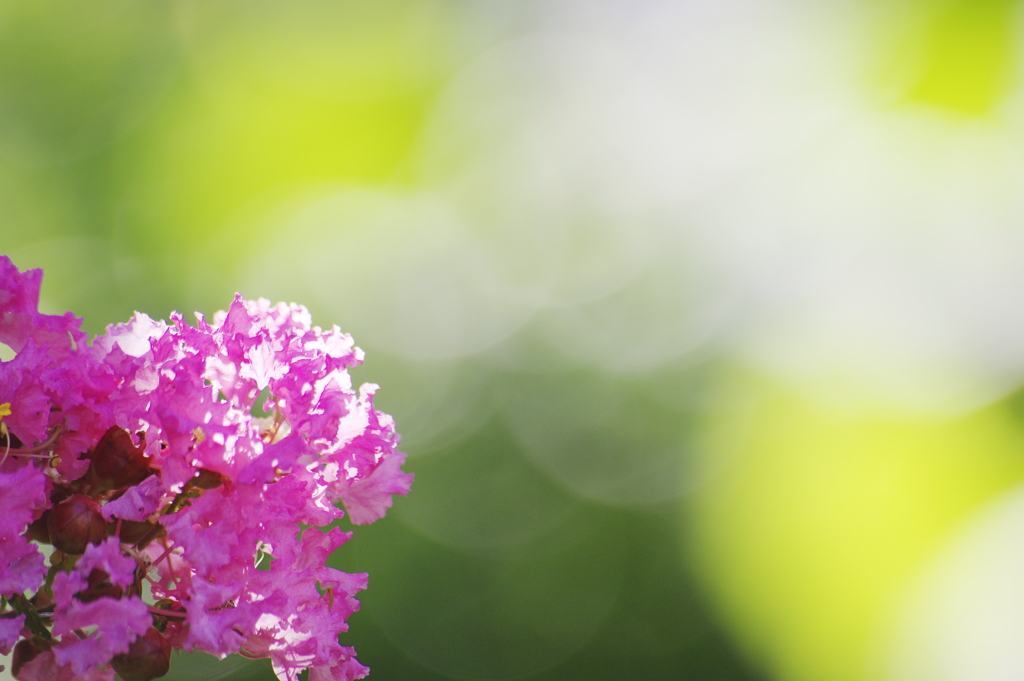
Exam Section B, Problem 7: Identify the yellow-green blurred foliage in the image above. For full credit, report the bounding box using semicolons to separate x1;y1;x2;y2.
689;373;1024;681
122;3;447;251
867;0;1018;115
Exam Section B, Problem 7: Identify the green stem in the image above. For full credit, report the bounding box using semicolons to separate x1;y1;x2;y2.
10;594;51;640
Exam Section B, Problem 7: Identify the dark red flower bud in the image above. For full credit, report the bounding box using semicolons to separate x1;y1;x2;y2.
48;483;72;505
29;589;51;610
11;637;51;678
113;519;161;545
190;468;225;490
47;494;106;555
77;583;125;603
75;568;125;602
87;568;109;589
24;513;49;544
111;628;171;681
86;426;152;492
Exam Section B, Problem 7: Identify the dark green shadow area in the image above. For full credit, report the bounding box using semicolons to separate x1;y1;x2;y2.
162;651;276;681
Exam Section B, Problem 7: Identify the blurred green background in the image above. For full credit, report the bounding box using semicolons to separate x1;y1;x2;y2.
6;1;1024;680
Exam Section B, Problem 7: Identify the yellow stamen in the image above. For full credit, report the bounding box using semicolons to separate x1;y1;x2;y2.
0;402;10;467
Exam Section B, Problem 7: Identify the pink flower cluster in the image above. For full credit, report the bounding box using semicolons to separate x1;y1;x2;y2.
0;257;412;681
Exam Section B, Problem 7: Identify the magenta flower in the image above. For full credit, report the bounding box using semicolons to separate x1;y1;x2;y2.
0;256;412;681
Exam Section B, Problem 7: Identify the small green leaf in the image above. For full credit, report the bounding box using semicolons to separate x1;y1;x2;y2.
10;594;51;641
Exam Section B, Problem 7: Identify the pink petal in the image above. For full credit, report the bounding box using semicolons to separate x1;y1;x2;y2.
0;612;24;655
338;451;413;525
0;535;45;594
52;596;151;674
101;475;166;522
76;537;139;588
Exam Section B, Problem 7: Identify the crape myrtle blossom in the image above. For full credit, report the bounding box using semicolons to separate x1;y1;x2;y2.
0;256;412;681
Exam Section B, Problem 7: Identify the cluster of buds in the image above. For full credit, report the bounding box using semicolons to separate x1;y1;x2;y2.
0;257;412;681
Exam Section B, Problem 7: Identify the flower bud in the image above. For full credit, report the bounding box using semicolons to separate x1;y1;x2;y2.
114;519;161;545
190;468;225;490
11;637;51;678
86;426;152;492
76;568;125;603
23;513;49;544
76;583;124;603
46;494;106;555
111;628;171;681
29;589;51;610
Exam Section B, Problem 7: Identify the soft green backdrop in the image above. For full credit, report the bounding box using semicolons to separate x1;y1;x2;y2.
4;2;1024;680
